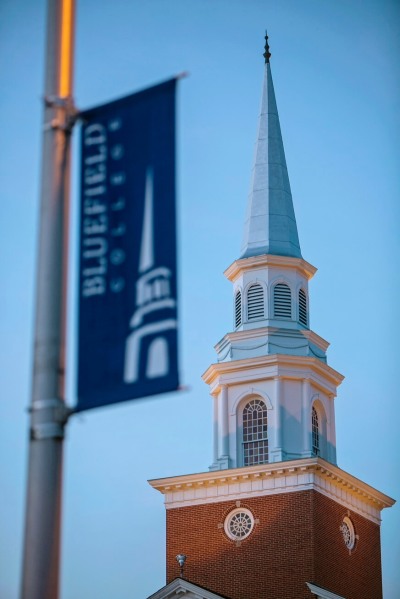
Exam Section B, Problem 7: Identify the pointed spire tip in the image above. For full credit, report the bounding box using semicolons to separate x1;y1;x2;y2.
240;31;302;260
263;31;271;64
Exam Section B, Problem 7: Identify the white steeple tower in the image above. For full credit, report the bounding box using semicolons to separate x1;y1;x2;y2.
203;34;344;471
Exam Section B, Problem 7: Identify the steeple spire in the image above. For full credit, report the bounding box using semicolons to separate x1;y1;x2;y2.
240;34;301;259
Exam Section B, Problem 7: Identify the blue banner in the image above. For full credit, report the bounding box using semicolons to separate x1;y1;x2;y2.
76;79;179;411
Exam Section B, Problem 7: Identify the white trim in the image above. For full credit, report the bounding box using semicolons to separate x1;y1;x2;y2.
147;577;226;599
270;274;293;287
224;254;317;282
149;457;395;524
306;582;346;599
231;388;273;415
202;354;344;392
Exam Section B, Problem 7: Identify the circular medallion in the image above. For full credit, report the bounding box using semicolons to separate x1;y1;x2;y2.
340;516;356;550
224;508;254;541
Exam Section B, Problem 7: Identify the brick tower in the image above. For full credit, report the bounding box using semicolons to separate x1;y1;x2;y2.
148;35;394;599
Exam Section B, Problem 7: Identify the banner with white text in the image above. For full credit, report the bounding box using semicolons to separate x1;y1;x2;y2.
76;79;179;411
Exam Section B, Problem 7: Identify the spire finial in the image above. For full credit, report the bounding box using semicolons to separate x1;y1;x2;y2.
263;31;271;63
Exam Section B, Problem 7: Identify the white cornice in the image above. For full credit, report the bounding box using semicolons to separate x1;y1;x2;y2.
148;457;395;524
301;329;330;352
202;354;344;392
224;255;317;282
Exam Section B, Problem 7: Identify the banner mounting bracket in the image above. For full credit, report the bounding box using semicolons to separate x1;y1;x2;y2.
43;94;80;134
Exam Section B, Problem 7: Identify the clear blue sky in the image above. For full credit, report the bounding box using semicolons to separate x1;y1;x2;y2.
1;1;399;598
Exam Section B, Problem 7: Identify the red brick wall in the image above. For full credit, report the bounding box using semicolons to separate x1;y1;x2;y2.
165;490;382;599
313;492;382;599
167;491;314;599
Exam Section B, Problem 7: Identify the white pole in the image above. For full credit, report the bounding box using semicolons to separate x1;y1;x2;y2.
21;0;75;597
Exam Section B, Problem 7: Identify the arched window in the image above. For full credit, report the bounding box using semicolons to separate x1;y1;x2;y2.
299;288;308;326
312;406;320;456
235;290;242;328
247;283;264;321
242;399;268;466
273;283;291;319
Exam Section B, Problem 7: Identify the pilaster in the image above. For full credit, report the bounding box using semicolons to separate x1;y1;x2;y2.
271;376;282;462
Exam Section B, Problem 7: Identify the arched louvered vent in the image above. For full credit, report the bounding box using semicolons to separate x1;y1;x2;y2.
235;290;242;328
312;406;320;456
299;289;308;326
273;283;291;319
247;284;264;321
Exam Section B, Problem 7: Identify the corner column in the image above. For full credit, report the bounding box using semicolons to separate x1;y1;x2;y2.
209;386;230;471
212;393;218;464
219;385;230;467
328;393;337;464
302;378;311;456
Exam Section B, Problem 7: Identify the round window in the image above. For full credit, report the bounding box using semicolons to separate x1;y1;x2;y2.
340;516;356;550
224;508;254;541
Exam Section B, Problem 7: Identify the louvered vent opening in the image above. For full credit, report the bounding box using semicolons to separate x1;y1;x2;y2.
299;289;308;326
274;283;291;319
247;284;264;321
235;290;242;328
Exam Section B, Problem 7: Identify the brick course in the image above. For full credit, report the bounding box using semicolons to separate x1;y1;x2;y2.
166;490;382;599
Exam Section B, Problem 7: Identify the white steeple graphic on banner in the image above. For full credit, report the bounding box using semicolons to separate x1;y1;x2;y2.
124;168;177;384
139;168;155;272
241;33;301;259
203;34;344;471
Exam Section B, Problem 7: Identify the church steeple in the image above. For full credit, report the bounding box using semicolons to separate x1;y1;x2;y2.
241;33;301;259
203;34;344;472
149;35;395;599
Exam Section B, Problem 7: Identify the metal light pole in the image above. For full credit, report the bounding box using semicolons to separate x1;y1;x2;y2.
21;0;75;597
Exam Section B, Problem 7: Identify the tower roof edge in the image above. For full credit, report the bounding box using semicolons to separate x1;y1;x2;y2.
224;254;317;283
